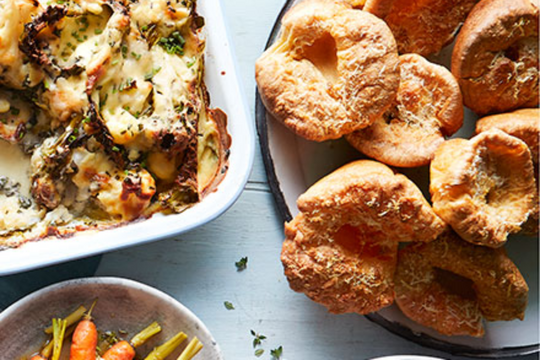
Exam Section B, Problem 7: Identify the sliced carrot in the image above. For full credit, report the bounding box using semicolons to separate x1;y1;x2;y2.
102;340;136;360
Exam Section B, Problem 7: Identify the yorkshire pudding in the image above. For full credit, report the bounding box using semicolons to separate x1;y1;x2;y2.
346;54;463;168
395;231;529;337
364;0;480;56
281;160;446;314
476;108;540;235
451;0;539;115
256;0;399;141
430;129;536;248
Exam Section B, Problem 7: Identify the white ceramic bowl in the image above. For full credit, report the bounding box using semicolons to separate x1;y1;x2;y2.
0;0;254;275
0;277;223;359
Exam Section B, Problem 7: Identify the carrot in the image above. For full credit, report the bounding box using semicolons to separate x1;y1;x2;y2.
31;356;47;360
70;301;98;360
102;322;162;360
101;341;135;360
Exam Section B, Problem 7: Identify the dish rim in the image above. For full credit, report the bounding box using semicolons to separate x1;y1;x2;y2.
0;276;223;359
0;0;255;276
254;0;540;357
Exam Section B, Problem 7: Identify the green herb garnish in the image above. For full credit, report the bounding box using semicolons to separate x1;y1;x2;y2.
224;301;235;310
235;256;248;271
159;31;186;56
270;346;283;359
250;330;266;348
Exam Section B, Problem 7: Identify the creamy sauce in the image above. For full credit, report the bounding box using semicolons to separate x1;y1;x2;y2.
0;139;31;196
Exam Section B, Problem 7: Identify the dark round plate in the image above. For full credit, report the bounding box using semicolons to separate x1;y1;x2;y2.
255;0;540;357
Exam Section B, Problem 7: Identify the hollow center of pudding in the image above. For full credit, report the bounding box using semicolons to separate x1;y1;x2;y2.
474;146;531;225
303;33;339;83
434;268;476;300
333;224;386;258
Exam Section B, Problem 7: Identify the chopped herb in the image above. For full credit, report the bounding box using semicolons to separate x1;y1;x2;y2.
82;117;91;124
123;106;130;112
112;146;120;152
250;330;266;348
144;67;161;81
124;170;129;175
44;79;51;90
223;301;235;310
235;257;248;271
254;349;264;357
94;29;103;35
10;107;20;116
131;52;142;60
121;45;128;58
158;31;186;56
270;346;283;359
18;196;32;209
111;59;119;65
187;58;197;68
0;119;6;124
68;135;77;142
175;104;184;113
141;25;148;31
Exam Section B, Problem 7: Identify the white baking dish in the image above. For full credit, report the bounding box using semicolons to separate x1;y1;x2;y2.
0;0;254;276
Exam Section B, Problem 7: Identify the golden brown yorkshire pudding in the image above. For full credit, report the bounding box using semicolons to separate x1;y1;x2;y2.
255;0;400;142
476;108;540;164
346;54;463;168
451;0;539;115
431;129;536;248
476;108;540;235
281;160;446;314
395;231;528;338
364;0;480;56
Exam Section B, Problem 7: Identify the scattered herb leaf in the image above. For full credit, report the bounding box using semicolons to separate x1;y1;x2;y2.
250;330;266;348
224;301;235;310
254;349;264;357
235;256;248;271
270;346;283;359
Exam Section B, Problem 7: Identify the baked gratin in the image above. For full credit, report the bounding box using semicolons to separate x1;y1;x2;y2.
0;0;230;248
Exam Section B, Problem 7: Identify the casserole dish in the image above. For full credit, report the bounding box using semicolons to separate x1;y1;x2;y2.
0;0;254;275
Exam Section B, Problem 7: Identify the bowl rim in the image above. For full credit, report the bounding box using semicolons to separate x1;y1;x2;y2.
254;0;540;357
0;276;223;359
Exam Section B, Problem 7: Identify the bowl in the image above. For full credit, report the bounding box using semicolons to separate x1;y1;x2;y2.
0;0;255;275
0;277;223;359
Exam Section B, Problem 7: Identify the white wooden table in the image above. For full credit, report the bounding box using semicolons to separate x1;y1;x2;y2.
1;1;536;359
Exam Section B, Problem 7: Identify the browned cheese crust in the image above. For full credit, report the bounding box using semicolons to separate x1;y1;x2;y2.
364;0;480;56
255;0;399;141
395;231;529;338
281;160;446;314
476;108;540;235
430;129;536;248
346;54;463;168
451;0;539;115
